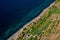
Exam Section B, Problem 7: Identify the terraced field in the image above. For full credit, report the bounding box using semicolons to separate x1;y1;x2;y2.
13;0;60;40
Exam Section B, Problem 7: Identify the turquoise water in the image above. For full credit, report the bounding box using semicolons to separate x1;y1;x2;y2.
0;0;55;40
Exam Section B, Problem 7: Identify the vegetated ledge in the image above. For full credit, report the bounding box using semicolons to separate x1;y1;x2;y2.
8;0;60;40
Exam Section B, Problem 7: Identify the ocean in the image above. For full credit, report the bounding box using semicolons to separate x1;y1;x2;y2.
0;0;55;40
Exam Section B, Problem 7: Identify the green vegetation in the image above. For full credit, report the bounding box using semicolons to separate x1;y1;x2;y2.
50;6;60;14
16;0;60;40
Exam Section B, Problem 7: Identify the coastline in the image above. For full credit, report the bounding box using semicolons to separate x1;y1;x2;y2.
8;1;55;40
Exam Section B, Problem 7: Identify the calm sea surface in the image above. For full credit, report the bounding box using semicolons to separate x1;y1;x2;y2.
0;0;55;40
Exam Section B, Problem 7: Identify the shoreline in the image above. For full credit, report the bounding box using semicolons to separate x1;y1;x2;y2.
8;1;55;40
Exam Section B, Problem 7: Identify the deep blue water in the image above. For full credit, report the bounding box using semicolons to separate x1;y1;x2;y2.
0;0;55;40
